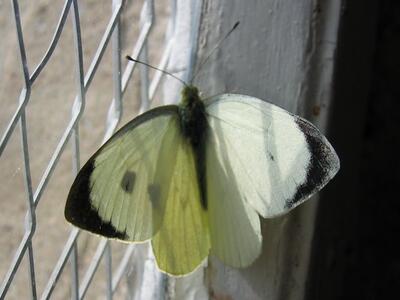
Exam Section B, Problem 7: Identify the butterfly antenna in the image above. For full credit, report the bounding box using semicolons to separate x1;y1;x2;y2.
190;21;240;83
126;56;188;87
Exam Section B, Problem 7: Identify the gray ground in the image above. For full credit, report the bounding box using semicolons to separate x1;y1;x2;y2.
0;1;169;298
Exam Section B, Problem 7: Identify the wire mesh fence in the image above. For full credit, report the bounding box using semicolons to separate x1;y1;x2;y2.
0;0;178;298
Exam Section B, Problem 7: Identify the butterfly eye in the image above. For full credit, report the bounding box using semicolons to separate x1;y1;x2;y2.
121;171;136;193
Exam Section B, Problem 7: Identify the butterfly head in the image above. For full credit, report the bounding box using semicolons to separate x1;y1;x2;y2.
180;85;201;107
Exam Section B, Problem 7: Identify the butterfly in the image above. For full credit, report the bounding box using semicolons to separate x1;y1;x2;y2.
65;84;340;276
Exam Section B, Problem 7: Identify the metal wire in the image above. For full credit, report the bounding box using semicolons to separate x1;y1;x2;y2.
0;0;177;298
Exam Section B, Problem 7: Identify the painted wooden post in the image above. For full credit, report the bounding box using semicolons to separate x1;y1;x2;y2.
144;0;343;299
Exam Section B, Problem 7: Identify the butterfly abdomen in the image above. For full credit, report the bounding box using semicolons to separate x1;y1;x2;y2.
179;85;208;209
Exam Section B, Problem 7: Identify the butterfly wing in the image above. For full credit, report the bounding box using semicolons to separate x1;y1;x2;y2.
151;137;210;276
66;105;210;275
206;132;263;268
205;94;339;266
65;106;181;242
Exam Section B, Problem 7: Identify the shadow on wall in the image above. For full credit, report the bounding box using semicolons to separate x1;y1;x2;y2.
307;0;400;299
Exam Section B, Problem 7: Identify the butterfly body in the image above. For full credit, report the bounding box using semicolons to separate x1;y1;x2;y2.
65;85;340;275
178;85;208;209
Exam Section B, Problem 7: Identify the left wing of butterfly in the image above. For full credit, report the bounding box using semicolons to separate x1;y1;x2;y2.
65;105;210;275
204;94;340;268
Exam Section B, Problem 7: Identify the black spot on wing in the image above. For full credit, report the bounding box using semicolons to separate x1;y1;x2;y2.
267;151;275;161
121;171;136;193
285;118;337;209
65;159;127;240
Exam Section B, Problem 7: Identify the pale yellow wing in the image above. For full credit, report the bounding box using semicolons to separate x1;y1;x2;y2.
151;136;210;276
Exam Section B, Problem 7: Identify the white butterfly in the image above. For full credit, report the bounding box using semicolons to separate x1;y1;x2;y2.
65;84;339;275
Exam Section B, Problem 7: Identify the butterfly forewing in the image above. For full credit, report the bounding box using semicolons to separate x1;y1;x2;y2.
205;94;339;219
65;106;180;242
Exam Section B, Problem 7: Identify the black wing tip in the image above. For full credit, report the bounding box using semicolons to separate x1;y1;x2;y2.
65;158;128;240
284;119;340;209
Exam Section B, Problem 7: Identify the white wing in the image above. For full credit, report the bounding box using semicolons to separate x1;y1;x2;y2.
206;129;262;267
205;93;340;219
204;93;339;267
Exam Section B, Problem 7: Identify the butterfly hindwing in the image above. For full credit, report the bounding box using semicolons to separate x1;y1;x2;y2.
151;136;210;276
65;106;180;242
206;128;262;267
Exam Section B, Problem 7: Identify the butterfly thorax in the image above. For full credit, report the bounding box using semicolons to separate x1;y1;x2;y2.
178;85;208;147
179;85;208;209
